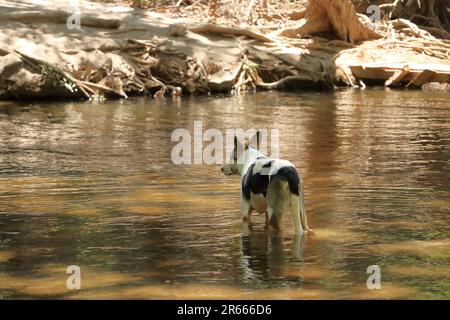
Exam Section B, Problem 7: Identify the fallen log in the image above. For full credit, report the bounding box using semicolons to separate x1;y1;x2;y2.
348;62;450;86
385;67;410;87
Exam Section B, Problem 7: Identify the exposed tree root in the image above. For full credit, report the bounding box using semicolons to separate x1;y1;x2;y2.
388;0;450;39
2;41;168;99
255;74;325;89
229;53;332;94
14;50;92;99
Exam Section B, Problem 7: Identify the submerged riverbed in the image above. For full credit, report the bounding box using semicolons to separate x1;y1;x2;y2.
0;89;449;299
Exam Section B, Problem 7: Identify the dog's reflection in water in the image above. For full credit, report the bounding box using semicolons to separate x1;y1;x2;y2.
239;222;307;282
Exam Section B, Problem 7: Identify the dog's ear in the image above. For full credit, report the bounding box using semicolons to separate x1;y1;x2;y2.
256;130;261;150
233;135;238;160
249;130;261;150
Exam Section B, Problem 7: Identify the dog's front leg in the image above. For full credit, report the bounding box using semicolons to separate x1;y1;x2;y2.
240;193;252;223
240;195;253;236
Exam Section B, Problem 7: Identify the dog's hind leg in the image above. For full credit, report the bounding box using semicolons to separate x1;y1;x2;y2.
267;180;289;231
267;206;280;231
290;193;303;235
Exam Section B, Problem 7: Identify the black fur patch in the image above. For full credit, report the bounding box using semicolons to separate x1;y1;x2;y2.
242;163;255;200
242;161;300;200
271;166;300;195
242;163;269;200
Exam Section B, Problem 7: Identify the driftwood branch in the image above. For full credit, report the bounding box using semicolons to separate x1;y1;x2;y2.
189;24;274;42
0;10;121;29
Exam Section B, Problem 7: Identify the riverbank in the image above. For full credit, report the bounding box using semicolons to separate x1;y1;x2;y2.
0;0;449;100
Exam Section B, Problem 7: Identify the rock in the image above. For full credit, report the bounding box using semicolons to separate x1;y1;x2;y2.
207;62;243;92
0;54;22;79
167;24;188;37
422;82;449;92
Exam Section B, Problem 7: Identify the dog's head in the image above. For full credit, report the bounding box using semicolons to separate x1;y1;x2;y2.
221;135;241;176
221;131;262;176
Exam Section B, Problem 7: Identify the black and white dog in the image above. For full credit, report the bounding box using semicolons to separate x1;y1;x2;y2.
221;132;311;234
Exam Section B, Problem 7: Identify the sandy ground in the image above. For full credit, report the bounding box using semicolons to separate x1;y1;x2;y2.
0;0;448;100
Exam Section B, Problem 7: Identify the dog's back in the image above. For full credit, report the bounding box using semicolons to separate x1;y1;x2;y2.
242;158;308;233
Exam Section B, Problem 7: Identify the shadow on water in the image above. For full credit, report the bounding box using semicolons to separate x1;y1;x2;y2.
0;89;449;299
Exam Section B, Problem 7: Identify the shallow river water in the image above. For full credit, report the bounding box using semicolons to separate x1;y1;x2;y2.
0;89;449;299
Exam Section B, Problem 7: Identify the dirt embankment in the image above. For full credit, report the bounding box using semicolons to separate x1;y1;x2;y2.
0;0;449;101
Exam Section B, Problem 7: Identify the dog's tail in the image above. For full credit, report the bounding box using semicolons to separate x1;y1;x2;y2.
299;177;309;231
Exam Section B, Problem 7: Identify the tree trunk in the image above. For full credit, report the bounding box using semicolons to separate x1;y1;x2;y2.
278;0;382;44
133;0;143;8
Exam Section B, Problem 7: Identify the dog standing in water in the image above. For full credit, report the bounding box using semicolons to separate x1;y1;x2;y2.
221;131;311;234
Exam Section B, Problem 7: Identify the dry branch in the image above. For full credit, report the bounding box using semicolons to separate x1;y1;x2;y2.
0;10;121;29
189;24;274;42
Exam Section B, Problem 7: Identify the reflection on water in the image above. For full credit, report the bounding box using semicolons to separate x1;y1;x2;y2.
0;90;449;299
